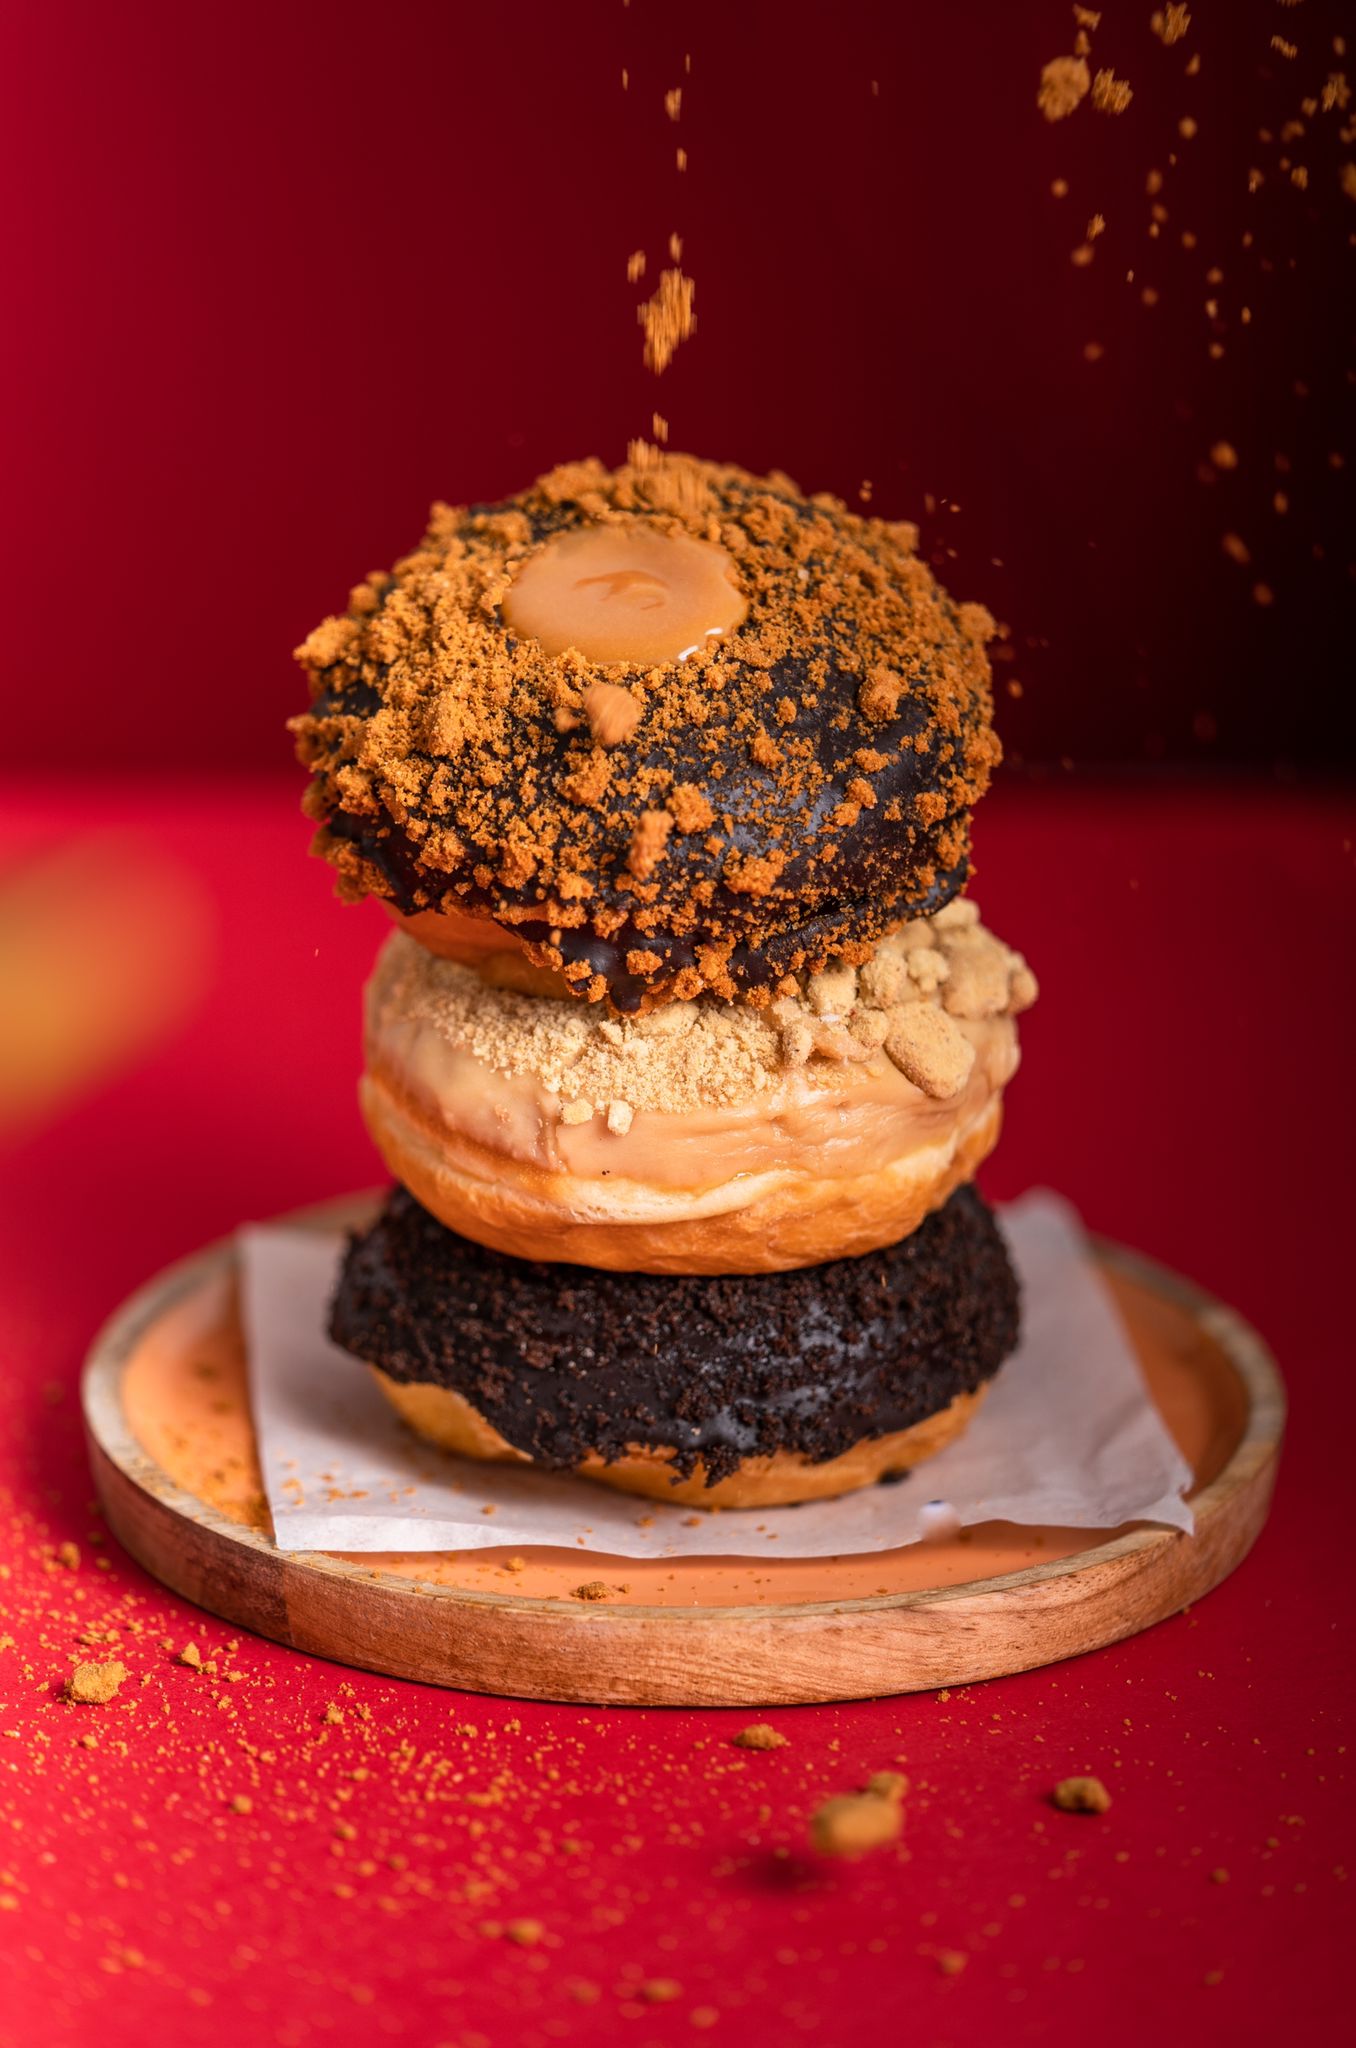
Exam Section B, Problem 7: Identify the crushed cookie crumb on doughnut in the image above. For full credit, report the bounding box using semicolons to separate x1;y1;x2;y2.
291;453;1001;1011
366;903;1035;1120
883;1005;975;1101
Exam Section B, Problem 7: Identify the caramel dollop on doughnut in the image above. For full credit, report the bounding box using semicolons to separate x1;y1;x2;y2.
501;524;746;664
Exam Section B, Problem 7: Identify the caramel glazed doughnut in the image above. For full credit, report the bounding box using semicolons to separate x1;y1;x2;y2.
360;897;1035;1274
293;451;1034;1503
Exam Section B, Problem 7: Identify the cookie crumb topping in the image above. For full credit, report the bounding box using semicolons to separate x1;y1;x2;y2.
368;903;1035;1119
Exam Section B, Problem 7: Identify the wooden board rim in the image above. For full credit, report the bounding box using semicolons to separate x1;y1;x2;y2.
81;1197;1286;1704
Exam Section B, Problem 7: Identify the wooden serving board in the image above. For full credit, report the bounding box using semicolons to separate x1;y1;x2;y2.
82;1197;1284;1707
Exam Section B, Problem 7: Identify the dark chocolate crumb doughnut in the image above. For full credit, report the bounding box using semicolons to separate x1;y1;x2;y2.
329;1183;1019;1485
292;451;1001;1012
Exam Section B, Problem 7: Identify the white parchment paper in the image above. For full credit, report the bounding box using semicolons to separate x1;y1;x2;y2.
239;1191;1193;1560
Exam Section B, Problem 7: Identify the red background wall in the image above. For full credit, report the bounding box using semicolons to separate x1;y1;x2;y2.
2;0;1351;773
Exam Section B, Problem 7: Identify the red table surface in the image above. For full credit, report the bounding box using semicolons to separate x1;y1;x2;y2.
0;776;1352;2047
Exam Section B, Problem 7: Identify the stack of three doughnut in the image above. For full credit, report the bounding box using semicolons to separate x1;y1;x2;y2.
299;454;1036;1507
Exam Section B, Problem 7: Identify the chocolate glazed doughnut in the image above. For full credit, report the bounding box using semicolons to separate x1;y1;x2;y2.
291;453;1001;1012
329;1183;1020;1510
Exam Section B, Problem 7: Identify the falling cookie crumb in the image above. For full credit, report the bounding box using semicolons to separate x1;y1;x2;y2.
1092;69;1134;114
582;682;642;748
1151;5;1190;46
732;1724;789;1750
638;267;696;374
1038;56;1091;121
627;809;673;880
1052;1775;1112;1814
66;1660;128;1705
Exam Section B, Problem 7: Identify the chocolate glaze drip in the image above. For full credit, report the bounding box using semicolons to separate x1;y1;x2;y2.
329;1185;1019;1484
